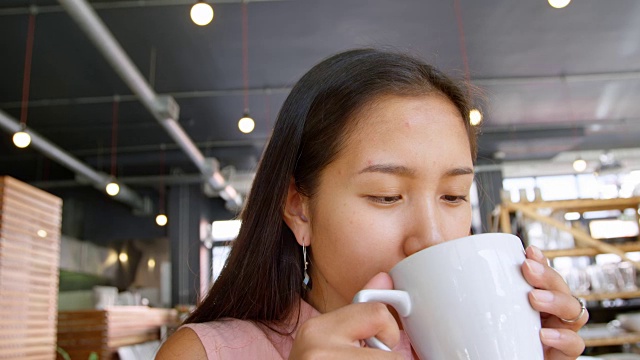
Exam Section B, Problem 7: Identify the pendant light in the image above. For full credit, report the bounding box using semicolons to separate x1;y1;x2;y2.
548;0;571;9
13;128;31;148
190;1;214;26
572;157;587;172
156;146;168;227
469;108;483;126
106;98;120;196
14;13;36;149
238;113;255;133
237;0;254;134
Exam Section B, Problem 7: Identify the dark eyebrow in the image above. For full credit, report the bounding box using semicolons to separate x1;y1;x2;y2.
445;167;475;177
358;164;416;177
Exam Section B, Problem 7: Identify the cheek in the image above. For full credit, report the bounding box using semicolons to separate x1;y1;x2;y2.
311;206;405;285
315;209;397;260
444;205;473;239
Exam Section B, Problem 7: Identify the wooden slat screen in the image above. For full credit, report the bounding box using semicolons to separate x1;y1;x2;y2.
0;176;62;360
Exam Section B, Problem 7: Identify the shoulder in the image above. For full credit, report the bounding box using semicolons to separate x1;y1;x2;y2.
156;327;207;360
157;319;287;359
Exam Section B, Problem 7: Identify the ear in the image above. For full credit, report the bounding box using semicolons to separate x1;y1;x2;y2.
283;178;311;246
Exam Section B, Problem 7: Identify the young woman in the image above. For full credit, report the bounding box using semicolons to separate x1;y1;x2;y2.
157;49;587;359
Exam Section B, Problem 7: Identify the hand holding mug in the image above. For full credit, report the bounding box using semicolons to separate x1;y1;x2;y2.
523;245;587;359
289;273;404;359
354;233;544;360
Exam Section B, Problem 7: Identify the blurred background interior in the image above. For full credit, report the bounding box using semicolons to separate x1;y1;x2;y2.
1;0;640;358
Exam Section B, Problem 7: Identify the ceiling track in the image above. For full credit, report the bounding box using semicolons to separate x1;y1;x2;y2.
58;0;242;210
2;68;640;109
0;0;293;16
0;87;291;109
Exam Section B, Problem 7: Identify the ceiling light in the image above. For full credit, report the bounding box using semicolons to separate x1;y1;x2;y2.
573;158;587;172
156;214;168;227
148;258;156;269
119;252;128;262
238;114;255;134
13;130;31;148
469;108;483;126
190;1;214;26
548;0;571;9
37;229;47;238
106;182;120;196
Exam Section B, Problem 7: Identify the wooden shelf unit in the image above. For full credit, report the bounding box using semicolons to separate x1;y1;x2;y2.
578;290;640;302
543;242;640;259
584;332;640;347
499;197;640;349
498;196;640;268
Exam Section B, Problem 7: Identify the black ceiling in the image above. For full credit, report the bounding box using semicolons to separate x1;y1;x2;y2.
1;0;639;203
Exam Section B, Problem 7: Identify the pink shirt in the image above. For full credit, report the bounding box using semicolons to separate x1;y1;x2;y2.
181;300;415;359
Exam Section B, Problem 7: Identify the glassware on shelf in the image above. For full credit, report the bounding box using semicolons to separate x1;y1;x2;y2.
582;262;638;294
618;261;638;292
561;267;591;296
587;264;607;294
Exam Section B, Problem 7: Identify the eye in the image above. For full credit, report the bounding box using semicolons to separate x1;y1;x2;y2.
442;195;468;203
368;195;402;205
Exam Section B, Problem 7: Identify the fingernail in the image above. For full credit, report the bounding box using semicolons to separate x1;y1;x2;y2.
532;289;554;303
530;246;543;260
526;259;545;274
541;328;560;340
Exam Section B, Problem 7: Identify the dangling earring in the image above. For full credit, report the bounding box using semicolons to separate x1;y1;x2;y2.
302;241;312;290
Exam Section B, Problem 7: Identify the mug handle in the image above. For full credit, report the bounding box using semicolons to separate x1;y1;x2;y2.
352;289;412;351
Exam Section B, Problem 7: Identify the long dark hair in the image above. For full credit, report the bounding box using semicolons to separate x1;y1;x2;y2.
184;48;479;329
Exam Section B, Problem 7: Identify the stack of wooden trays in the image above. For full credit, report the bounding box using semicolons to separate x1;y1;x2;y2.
0;176;62;360
57;306;178;359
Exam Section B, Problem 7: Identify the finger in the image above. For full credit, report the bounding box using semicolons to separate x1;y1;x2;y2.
526;245;546;263
540;328;586;359
529;290;589;329
522;249;570;292
303;302;401;350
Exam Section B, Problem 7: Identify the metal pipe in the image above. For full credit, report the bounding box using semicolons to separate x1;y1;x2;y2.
59;0;156;107
0;109;146;211
58;0;242;209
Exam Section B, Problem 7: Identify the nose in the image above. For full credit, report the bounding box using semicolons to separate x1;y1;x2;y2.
403;200;446;257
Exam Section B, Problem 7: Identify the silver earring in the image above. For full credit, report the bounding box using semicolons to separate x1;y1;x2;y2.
303;241;311;290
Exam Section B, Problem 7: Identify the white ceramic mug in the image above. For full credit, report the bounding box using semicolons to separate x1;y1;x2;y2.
353;233;543;360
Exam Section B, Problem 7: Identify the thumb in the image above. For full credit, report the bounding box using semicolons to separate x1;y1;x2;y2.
362;272;394;291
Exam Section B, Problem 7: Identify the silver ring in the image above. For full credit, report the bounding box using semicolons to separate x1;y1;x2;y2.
559;296;586;324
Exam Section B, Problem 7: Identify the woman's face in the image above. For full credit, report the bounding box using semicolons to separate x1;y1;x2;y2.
306;94;474;313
